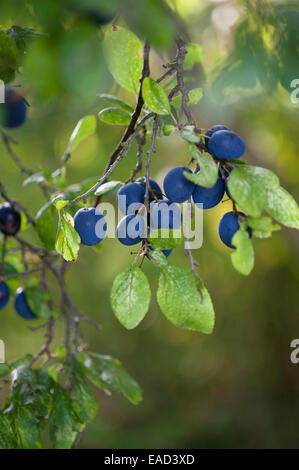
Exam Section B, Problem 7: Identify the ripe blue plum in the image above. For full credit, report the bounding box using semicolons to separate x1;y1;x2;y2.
74;208;106;246
150;200;182;230
0;203;21;236
0;282;10;310
218;211;252;249
14;287;37;320
205;125;230;147
117;214;146;246
116;182;145;214
136;177;163;202
193;177;225;209
2;88;27;128
208;130;245;160
163;167;195;203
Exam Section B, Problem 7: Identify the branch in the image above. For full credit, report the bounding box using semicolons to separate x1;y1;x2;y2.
0;265;44;281
1;130;56;198
102;42;151;175
29;316;55;367
66;112;155;208
174;38;195;126
0;181;36;227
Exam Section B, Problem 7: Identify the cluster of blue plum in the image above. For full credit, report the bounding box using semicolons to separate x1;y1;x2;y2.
110;124;251;251
203;124;251;247
0;203;37;319
0;87;27;129
74;124;251;255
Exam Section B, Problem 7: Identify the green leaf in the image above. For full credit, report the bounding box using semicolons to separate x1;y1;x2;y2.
110;265;151;329
157;266;215;334
50;425;78;450
72;379;98;423
14;406;41;449
247;215;275;231
187;88;203;106
6;26;42;53
227;165;280;217
264;186;299;229
0;363;10;378
171;95;182;109
247;215;281;238
150;249;168;267
98;107;131;125
25;287;52;319
184;43;202;70
104;26;143;94
98;93;134;113
148;229;182;250
142;78;171;115
0;412;19;449
53;196;69;211
36;201;56;251
11;365;36;386
65;115;96;156
231;229;255;276
162;125;175;136
0;31;19;83
50;383;79;429
94;180;123;197
88;353;142;405
8;354;33;370
55;212;80;262
180;125;201;143
83;355;108;391
185;143;218;188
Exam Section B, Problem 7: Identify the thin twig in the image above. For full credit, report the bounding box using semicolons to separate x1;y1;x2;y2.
174;38;195;126
0;265;44;281
66;112;155;208
29;316;55;367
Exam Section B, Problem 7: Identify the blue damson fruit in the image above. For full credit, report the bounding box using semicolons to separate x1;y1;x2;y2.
74;208;106;246
150;200;182;230
0;203;21;236
163;167;195;203
218;211;252;249
14;287;37;320
193;177;225;209
1;88;27;128
0;282;10;310
136;177;163;202
116;182;145;214
208;130;245;160
117;214;146;246
205;125;230;147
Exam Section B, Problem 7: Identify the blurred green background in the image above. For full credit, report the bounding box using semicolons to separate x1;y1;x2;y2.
1;0;299;448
